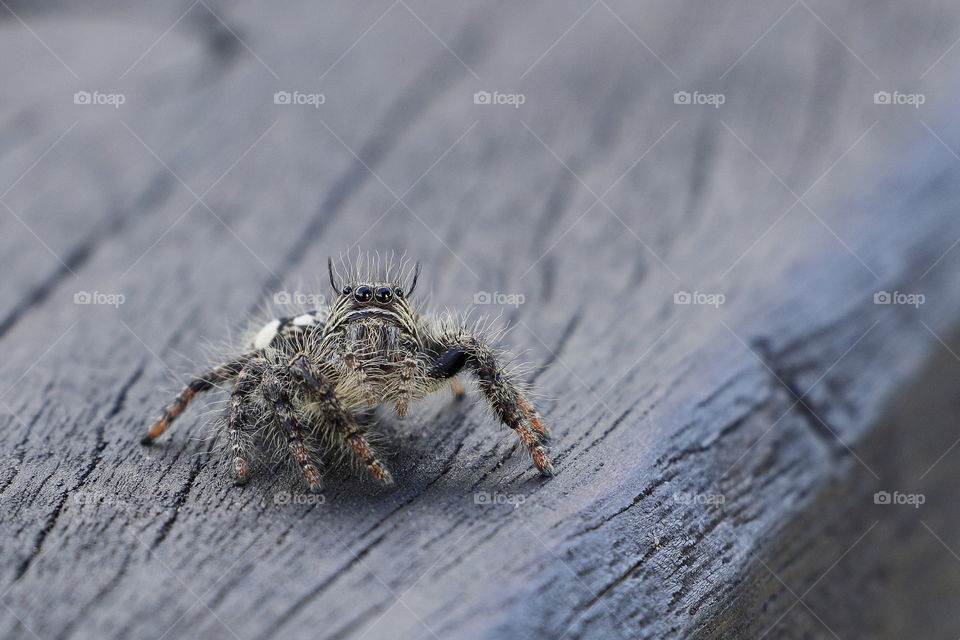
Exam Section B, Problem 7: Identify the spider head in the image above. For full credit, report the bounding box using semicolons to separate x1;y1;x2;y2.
328;258;420;313
341;283;404;307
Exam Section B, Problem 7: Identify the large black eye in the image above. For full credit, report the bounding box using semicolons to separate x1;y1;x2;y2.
354;286;373;302
375;287;393;304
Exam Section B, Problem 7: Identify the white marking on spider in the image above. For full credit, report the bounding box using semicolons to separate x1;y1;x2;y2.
253;319;281;349
293;313;316;326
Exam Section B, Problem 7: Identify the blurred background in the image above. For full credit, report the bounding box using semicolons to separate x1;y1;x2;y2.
3;2;960;639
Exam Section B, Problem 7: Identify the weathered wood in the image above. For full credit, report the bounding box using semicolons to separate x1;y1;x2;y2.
3;2;960;638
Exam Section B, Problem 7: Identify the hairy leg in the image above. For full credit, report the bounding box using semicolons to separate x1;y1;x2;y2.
392;352;419;418
287;353;393;486
226;362;259;485
262;366;324;492
449;376;466;400
141;355;251;445
340;328;378;406
429;336;553;476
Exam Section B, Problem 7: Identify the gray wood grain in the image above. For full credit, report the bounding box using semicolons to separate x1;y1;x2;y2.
3;1;960;638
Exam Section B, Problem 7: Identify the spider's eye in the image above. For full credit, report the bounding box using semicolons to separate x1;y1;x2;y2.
354;285;373;302
394;287;404;299
342;286;352;295
375;287;393;304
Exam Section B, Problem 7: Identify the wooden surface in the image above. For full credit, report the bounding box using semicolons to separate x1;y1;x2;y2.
3;2;960;638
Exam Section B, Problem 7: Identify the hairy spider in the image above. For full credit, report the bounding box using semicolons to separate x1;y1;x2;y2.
140;256;553;491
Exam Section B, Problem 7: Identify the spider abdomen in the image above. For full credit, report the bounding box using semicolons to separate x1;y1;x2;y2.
252;310;326;350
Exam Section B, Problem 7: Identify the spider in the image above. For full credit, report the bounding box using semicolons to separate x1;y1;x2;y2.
140;257;554;491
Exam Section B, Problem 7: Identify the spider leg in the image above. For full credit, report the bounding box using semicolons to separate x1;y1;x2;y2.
226;361;259;485
428;336;553;476
392;353;419;418
340;328;378;406
141;355;251;445
449;376;466;401
262;366;324;493
287;353;394;486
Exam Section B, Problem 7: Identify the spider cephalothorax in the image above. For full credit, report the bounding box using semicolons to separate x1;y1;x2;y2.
321;262;424;416
141;255;553;491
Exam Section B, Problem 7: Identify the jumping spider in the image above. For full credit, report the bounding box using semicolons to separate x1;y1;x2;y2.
140;257;554;491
